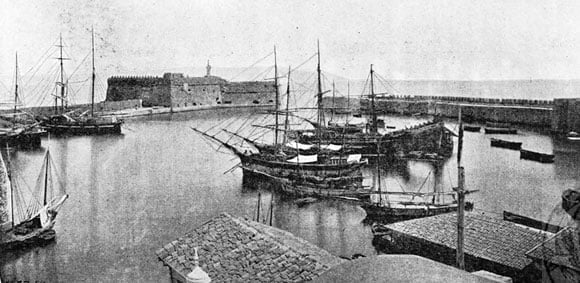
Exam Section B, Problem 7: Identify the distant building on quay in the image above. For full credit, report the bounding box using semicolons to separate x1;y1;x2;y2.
106;62;276;108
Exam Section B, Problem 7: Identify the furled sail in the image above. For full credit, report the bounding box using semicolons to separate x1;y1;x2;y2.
320;144;342;151
285;141;314;151
286;154;318;164
0;151;12;230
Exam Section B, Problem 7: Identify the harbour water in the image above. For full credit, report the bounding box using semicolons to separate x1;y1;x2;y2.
1;108;580;282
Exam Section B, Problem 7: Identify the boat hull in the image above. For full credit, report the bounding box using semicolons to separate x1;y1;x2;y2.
0;130;43;149
361;203;459;221
490;138;522;150
463;125;481;132
520;149;554;163
484;127;517;134
43;122;123;135
242;167;366;199
0;228;56;251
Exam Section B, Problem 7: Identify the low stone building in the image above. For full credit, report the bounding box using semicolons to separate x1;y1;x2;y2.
156;213;344;282
374;211;549;282
107;62;276;108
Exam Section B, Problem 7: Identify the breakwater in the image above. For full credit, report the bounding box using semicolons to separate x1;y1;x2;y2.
361;95;580;132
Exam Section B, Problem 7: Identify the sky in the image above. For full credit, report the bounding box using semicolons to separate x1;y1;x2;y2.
1;0;580;89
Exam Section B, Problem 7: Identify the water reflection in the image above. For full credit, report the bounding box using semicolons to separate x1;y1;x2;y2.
0;110;578;281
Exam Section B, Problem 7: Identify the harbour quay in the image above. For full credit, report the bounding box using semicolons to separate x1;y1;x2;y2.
361;95;580;133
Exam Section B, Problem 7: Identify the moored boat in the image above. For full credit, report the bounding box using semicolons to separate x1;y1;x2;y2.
463;125;481;132
41;30;123;136
0;148;68;251
484;127;517;134
490;138;522;150
520;148;554;163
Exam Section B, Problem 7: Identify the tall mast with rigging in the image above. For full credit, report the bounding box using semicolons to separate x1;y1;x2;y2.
316;40;324;144
370;64;377;134
456;106;465;270
13;53;19;128
56;34;68;114
283;66;291;145
331;81;335;122
273;46;279;147
91;27;96;117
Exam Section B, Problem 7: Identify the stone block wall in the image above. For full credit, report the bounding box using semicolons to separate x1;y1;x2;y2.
552;98;580;133
106;76;168;107
222;81;276;105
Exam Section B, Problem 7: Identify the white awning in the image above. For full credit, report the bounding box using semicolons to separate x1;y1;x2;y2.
346;154;362;163
320;144;342;151
286;154;318;164
285;141;314;150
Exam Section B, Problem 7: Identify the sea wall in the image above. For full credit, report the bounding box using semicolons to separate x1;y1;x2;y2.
361;95;554;127
16;99;142;117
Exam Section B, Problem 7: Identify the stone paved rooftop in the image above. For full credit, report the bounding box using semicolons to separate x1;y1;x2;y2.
526;226;580;272
156;213;344;282
385;211;550;271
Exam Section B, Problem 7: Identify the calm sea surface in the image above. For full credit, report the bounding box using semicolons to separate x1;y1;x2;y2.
1;108;580;282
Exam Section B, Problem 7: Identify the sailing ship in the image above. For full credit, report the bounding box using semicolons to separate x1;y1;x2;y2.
42;31;123;135
0;147;68;250
362;108;475;221
0;53;45;149
192;46;367;198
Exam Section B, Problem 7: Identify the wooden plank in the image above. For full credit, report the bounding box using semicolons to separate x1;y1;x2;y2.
503;211;563;233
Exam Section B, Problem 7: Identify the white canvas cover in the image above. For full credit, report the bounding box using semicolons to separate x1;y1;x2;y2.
347;117;367;126
346;154;362;163
0;150;11;227
40;206;50;228
320;144;342;151
286;154;318;164
285;141;314;151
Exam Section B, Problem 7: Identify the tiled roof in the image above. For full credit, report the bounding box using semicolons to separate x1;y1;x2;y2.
526;226;580;272
385;211;549;270
156;213;344;282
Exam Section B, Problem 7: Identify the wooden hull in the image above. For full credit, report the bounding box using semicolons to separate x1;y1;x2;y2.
520;149;554;163
362;203;459;221
239;154;365;178
242;167;366;199
44;121;122;135
484;127;517;134
0;228;56;251
463;125;481;132
490;138;522;150
0;130;43;149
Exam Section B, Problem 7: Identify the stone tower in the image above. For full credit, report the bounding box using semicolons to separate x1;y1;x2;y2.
206;60;211;77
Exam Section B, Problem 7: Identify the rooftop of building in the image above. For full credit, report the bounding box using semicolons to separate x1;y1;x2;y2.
526;226;580;272
156;212;344;282
313;254;498;283
384;211;550;271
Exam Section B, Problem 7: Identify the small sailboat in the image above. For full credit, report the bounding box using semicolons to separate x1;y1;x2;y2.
0;147;68;250
520;148;555;163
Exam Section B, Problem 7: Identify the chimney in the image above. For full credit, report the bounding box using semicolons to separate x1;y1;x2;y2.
186;247;211;283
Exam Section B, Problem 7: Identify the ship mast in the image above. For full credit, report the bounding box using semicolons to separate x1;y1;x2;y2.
91;27;96;117
5;146;14;228
316;40;324;144
56;34;67;114
273;46;279;147
13;53;19;128
283;66;291;145
370;64;377;134
331;81;335;122
43;150;51;206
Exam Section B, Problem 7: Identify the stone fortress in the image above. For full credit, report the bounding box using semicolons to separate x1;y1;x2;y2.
106;62;276;108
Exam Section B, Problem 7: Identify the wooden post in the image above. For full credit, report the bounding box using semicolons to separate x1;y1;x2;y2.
456;105;465;270
457;166;465;270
